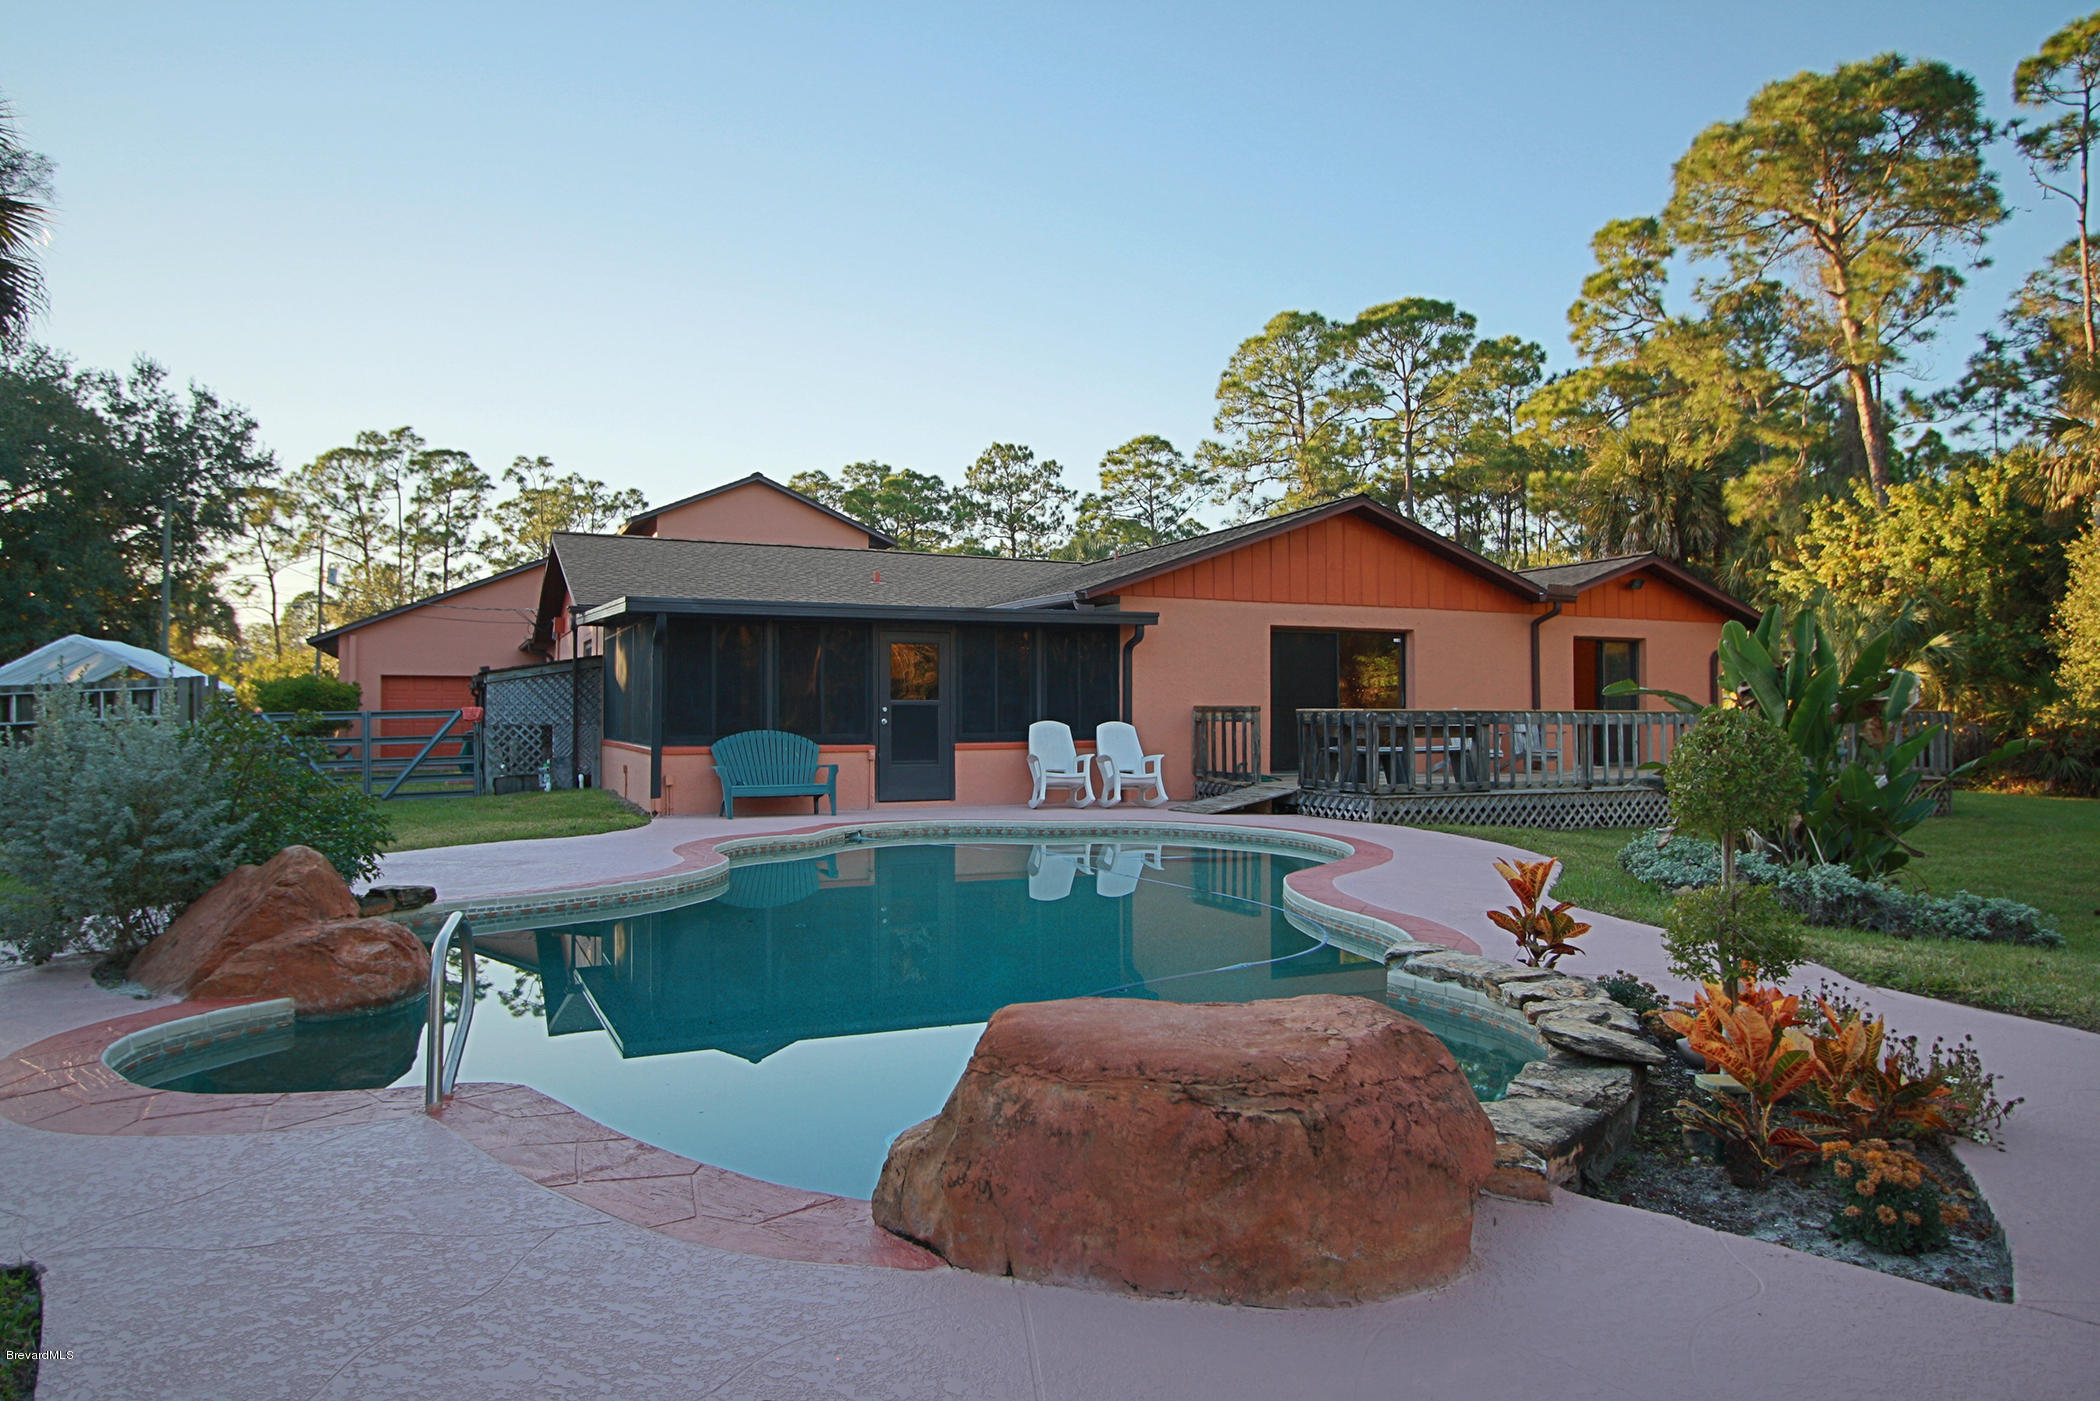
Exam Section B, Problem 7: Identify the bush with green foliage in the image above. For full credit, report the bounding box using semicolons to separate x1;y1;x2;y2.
253;673;361;737
0;689;243;965
1619;832;2062;946
1823;1139;1966;1254
253;673;361;714
1614;607;2023;876
1664;882;1805;991
195;701;390;884
0;688;393;967
1597;969;1666;1015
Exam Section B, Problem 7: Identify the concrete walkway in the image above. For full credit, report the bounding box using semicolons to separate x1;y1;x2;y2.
1;809;2091;1399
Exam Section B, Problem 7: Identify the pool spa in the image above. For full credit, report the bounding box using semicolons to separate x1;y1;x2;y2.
126;835;1541;1199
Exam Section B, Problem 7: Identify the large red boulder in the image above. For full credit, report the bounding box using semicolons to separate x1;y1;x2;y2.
189;918;426;1017
130;846;358;996
872;995;1495;1306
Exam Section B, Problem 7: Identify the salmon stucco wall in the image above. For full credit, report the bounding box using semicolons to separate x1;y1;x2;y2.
332;564;547;708
639;480;876;548
598;740;1085;814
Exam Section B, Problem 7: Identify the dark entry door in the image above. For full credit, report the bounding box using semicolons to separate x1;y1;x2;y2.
1269;632;1340;773
876;632;954;801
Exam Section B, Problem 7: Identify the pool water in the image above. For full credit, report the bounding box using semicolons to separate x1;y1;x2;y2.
141;840;1537;1198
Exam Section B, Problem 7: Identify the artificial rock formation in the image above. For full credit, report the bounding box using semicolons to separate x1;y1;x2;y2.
188;917;425;1017
872;994;1495;1306
129;846;423;1016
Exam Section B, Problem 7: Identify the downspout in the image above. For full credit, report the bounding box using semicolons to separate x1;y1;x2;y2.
649;612;667;806
1529;602;1562;710
1120;623;1146;724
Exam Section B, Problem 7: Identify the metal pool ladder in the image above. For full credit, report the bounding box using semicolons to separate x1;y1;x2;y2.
425;912;477;1111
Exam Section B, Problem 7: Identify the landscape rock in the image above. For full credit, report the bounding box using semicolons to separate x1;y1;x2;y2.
1535;1015;1669;1067
1521;998;1646;1035
129;846;359;996
1498;976;1596;1010
1484;1139;1554;1202
872;995;1495;1306
1402;950;1557;1000
1505;1055;1638;1112
363;884;437;911
188;917;427;1017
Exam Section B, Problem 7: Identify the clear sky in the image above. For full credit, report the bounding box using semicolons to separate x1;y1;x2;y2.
6;2;2083;514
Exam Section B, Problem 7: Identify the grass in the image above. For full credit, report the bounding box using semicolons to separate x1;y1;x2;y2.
1432;790;2100;1032
0;1265;40;1401
380;788;651;852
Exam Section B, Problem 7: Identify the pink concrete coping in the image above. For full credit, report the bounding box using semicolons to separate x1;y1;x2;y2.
0;999;936;1272
404;813;1486;958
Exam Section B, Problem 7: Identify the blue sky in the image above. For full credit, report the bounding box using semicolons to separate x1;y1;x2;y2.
7;2;2084;514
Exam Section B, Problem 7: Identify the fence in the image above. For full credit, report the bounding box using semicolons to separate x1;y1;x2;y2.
477;657;602;794
1191;706;1263;792
263;709;480;799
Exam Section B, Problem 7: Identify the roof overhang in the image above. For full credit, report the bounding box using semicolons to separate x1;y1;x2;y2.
579;596;1157;628
1536;557;1760;624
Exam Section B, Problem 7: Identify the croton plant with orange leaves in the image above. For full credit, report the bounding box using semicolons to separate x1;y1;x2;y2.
1486;858;1592;968
1664;980;1822;1186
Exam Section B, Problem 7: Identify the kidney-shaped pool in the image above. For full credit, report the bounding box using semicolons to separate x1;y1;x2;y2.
131;838;1539;1198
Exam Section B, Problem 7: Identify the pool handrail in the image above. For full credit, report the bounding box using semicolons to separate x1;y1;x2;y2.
424;912;477;1111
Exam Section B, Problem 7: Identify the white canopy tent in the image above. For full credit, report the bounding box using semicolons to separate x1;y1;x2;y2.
0;635;221;734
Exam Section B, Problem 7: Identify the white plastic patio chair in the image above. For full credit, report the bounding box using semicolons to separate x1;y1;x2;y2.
1027;843;1094;901
1093;843;1163;898
1093;721;1169;807
1027;720;1096;808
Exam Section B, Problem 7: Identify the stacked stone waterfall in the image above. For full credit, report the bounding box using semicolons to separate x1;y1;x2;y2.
872;994;1496;1306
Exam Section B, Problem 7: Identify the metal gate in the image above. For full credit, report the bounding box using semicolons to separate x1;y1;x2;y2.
476;657;603;794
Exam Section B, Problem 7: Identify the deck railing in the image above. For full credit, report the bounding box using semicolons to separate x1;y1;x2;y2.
1192;705;1263;787
1294;709;1695;795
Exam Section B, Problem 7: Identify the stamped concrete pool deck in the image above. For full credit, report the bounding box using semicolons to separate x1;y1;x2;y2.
2;806;2093;1399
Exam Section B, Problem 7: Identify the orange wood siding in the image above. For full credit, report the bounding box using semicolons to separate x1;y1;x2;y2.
1118;514;1532;612
1562;566;1731;622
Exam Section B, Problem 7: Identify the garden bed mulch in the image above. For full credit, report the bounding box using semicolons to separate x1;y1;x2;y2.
1581;1057;2014;1302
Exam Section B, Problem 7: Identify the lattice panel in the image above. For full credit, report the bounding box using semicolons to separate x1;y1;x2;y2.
479;659;603;792
1292;785;1670;831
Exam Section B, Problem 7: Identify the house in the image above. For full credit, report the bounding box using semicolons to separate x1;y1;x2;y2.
533;494;1757;815
310;473;894;712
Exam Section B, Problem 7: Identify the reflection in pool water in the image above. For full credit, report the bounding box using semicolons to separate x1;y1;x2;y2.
135;841;1538;1197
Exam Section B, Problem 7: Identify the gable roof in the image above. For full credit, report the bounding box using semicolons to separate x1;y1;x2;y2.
1519;554;1759;623
622;471;898;548
308;558;546;655
1048;495;1547;603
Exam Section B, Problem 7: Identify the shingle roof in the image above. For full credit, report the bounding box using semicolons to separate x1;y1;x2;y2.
551;533;1078;612
1517;555;1653;590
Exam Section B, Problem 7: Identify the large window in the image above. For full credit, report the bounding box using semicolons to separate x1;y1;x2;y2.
603;622;656;744
1337;631;1407;708
955;626;1036;741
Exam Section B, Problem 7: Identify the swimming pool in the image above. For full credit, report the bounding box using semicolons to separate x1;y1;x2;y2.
133;839;1540;1198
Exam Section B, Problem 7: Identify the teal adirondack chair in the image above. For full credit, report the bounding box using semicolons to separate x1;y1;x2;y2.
712;730;839;818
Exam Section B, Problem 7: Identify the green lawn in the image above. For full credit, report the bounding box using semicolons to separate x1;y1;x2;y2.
0;1265;40;1401
1432;791;2100;1032
381;789;651;852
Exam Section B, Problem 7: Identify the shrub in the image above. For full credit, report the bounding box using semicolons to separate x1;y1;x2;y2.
1597;969;1666;1015
1484;858;1591;968
1665;707;1805;866
194;702;390;885
1619;833;2061;947
254;674;361;738
1823;1139;1967;1254
254;673;361;714
0;689;244;965
1664;883;1806;991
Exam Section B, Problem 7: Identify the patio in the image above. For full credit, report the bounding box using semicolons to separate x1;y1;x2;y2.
2;808;2093;1399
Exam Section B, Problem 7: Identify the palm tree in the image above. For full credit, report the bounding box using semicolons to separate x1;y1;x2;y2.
0;99;54;347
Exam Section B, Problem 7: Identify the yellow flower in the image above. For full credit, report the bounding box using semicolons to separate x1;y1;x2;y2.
1876;1205;1898;1226
1844;1205;1863;1219
1832;1160;1854;1178
1902;1211;1922;1227
1940;1203;1970;1228
1856;1178;1877;1197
